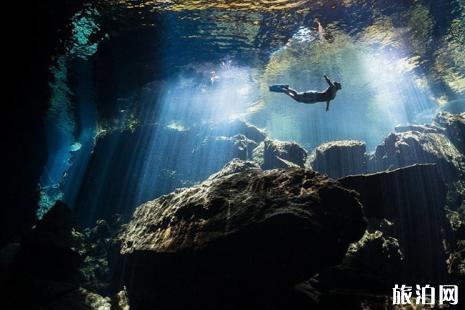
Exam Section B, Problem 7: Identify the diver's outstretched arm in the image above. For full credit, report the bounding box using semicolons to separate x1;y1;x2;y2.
326;100;330;111
324;75;334;87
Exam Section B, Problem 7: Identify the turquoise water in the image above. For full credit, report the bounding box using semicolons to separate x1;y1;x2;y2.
40;0;465;219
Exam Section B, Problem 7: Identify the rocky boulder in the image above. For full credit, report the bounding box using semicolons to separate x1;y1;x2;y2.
371;128;464;182
1;202;80;309
210;119;267;143
253;139;307;170
434;112;465;154
120;168;366;309
14;201;81;284
308;140;367;179
207;158;261;180
40;288;112;310
192;134;258;162
340;164;448;284
301;164;451;308
0;201;128;309
394;124;443;134
301;230;404;309
313;230;403;305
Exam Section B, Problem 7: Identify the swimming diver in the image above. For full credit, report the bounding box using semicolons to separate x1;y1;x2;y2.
314;18;334;42
269;75;342;111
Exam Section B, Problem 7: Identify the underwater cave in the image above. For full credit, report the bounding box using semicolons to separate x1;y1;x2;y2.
2;0;465;309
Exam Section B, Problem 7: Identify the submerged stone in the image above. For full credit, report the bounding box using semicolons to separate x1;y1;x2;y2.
340;164;448;284
309;140;367;179
315;230;404;296
120;168;366;309
434;112;465;154
372;128;464;181
210;119;267;143
253;139;307;170
207;158;261;180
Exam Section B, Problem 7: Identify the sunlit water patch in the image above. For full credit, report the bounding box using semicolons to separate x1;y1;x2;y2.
39;0;465;221
251;17;441;150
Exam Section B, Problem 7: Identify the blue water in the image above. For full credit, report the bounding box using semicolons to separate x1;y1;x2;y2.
39;0;465;221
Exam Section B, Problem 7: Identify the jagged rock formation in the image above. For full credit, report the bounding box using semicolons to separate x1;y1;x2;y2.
309;230;404;308
394;124;443;134
207;158;261;180
0;201;126;310
40;288;112;310
253;139;308;170
308;140;367;179
339;164;446;219
110;111;463;308
1;201;81;309
434;112;465;154
4;0;88;248
290;113;465;307
446;205;465;280
339;164;448;284
210;119;267;143
308;113;465;183
77;217;125;294
120;168;366;309
339;230;404;289
298;164;451;308
371;113;465;187
192;134;258;162
371;129;463;181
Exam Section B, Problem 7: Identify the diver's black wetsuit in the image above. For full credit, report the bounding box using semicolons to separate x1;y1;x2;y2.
281;75;341;111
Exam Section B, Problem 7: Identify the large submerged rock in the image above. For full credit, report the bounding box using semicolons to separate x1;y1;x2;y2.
253;139;307;170
308;140;367;179
120;168;366;309
210;119;267;143
0;201;124;310
371;128;464;181
207;158;261;180
434;112;465;154
339;164;448;284
192;134;258;162
314;230;404;303
305;164;451;308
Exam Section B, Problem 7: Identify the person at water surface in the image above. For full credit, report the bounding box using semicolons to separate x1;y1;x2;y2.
269;75;342;111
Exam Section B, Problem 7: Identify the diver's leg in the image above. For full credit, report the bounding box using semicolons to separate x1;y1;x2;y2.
283;87;300;100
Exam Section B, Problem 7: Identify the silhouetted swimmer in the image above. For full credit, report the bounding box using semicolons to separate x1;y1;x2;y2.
269;75;342;111
314;18;334;42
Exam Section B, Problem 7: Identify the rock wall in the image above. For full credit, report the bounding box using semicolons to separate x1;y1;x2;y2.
3;0;87;246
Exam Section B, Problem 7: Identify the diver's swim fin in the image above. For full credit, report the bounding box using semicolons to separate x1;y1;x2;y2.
269;84;289;93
